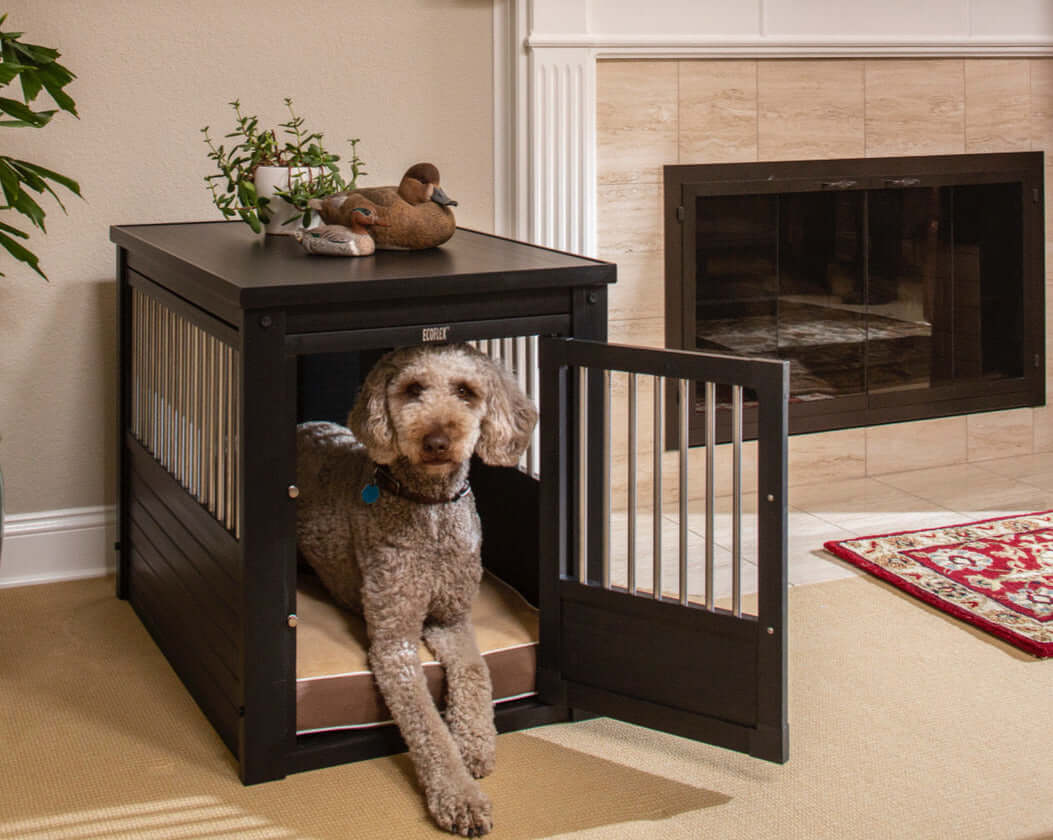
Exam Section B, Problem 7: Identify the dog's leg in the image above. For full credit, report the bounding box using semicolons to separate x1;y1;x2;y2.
424;619;497;779
369;631;493;836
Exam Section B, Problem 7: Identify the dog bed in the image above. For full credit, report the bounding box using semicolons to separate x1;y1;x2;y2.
296;571;539;734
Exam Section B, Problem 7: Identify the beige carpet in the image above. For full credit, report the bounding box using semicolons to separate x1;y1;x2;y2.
0;575;1051;840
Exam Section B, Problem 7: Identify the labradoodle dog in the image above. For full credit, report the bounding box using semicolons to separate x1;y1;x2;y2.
295;343;537;837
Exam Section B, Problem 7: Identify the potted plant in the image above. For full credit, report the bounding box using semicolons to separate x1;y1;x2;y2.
202;98;365;235
0;15;81;563
0;14;81;279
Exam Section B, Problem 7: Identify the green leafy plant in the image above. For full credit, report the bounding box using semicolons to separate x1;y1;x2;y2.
0;14;81;279
202;98;365;233
275;137;366;228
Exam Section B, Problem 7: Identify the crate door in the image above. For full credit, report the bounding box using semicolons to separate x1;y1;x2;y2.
537;338;789;763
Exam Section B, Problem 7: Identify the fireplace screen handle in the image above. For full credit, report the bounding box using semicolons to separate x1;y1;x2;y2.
821;179;857;189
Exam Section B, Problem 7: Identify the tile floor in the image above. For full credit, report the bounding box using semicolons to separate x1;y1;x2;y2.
605;450;1053;613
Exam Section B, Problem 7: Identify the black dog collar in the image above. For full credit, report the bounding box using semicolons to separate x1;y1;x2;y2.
362;465;471;505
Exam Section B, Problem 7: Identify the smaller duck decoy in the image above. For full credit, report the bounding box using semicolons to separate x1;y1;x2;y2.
294;208;387;257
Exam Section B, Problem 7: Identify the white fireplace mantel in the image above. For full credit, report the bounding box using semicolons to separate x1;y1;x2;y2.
493;0;1053;255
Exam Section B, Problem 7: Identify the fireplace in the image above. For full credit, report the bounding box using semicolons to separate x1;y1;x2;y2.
664;152;1046;444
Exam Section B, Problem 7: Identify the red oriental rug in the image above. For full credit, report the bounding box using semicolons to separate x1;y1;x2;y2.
824;511;1053;658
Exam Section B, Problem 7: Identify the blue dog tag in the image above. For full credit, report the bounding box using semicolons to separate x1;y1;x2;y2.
361;482;380;504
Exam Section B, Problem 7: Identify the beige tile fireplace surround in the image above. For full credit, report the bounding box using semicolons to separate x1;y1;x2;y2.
595;58;1053;499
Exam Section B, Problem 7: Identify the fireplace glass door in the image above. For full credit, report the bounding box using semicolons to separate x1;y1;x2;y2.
668;153;1044;443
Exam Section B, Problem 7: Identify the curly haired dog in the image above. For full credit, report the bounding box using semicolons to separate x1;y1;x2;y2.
295;343;537;836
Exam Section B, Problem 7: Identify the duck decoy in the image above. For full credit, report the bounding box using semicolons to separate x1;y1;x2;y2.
294;208;387;257
307;162;457;250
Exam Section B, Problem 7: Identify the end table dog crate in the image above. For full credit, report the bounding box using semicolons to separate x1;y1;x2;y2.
112;221;790;784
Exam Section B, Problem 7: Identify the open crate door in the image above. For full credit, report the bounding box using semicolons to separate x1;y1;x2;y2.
537;338;790;763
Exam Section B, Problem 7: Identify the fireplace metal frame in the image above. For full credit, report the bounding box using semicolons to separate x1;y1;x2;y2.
664;152;1046;444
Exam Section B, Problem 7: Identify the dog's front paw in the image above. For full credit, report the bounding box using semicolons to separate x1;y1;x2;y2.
427;778;493;837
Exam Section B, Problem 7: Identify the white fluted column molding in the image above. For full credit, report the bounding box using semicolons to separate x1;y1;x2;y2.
526;47;595;256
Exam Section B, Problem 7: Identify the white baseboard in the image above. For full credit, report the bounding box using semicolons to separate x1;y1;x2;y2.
0;505;116;589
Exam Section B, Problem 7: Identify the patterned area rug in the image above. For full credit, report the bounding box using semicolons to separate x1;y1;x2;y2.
824;512;1053;658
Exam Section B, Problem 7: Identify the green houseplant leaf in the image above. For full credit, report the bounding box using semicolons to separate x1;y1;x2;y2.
0;14;81;280
203;99;364;233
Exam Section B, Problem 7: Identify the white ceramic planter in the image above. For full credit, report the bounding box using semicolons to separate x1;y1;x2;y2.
253;165;322;235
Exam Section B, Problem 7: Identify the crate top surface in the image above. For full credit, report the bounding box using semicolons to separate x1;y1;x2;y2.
111;221;614;314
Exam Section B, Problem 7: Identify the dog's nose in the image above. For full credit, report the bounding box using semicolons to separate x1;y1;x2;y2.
422;430;450;455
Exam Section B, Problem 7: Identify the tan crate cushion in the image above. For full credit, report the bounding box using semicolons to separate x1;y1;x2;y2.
296;571;538;734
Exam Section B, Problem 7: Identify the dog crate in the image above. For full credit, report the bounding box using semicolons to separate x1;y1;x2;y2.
112;221;789;784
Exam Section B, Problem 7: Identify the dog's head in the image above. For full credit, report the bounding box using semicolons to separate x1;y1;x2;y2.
348;343;538;474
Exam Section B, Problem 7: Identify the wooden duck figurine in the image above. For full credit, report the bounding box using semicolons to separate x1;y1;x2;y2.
307;162;457;250
294;208;387;257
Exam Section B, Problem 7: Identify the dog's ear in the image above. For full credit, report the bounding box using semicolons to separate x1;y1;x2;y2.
348;354;400;464
475;353;538;467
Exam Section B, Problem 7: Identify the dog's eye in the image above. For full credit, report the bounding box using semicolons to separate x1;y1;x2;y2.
455;383;477;401
404;382;424;398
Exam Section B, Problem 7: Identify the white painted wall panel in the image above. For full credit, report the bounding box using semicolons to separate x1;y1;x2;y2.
970;0;1053;37
532;0;1053;42
534;0;587;34
587;0;759;36
762;0;968;38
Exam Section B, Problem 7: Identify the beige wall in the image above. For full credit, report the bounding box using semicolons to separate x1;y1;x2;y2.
597;58;1053;497
0;1;494;514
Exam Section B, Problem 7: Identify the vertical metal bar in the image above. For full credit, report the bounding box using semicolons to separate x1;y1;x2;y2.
192;326;200;498
164;306;172;471
163;305;171;473
514;336;526;390
186;322;192;489
213;337;221;520
148;296;157;454
705;380;716;611
156;299;163;457
231;349;237;547
169;307;176;474
527;337;540;477
601;369;611;589
200;329;208;505
201;334;209;510
136;291;143;444
577;365;588;584
142;293;148;444
652;375;663;599
157;306;165;464
510;336;524;471
202;330;209;506
225;344;235;532
178;318;187;487
222;341;230;526
206;335;215;516
143;296;151;450
213;334;224;520
130;290;138;439
174;316;181;485
155;304;162;460
627;372;638;594
182;320;190;489
191;324;197;493
732;384;743;617
678;377;689;606
134;290;141;439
